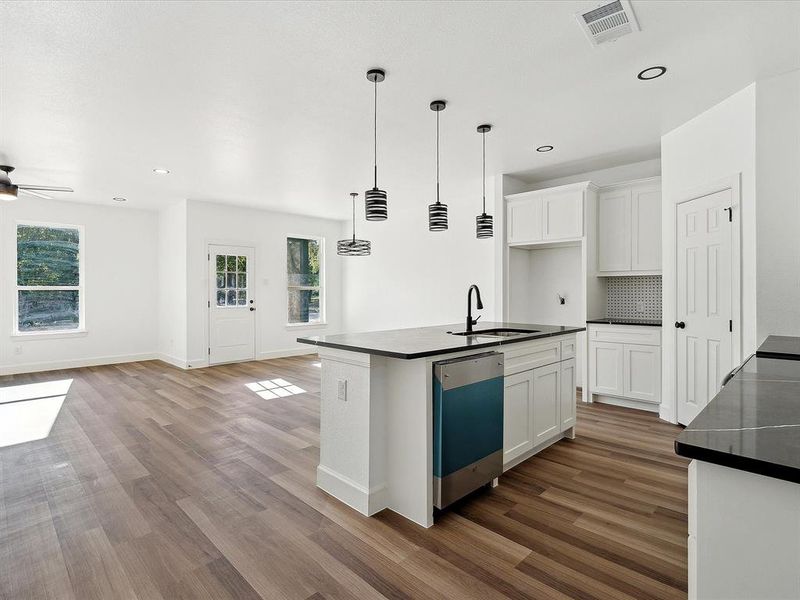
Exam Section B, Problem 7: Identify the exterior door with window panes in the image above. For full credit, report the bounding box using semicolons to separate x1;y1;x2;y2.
208;245;255;364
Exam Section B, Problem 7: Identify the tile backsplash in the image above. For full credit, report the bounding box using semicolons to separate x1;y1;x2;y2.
607;276;662;319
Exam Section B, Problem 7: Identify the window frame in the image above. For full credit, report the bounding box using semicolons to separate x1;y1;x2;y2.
14;220;86;337
285;235;326;328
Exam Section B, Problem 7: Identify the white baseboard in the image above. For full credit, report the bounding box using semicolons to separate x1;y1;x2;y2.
316;464;387;516
593;394;660;413
156;353;191;369
258;347;317;361
0;352;158;376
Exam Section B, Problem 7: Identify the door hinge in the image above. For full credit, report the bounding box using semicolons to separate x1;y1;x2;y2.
208;347;211;356
208;300;210;308
729;319;733;332
208;253;211;260
724;206;733;222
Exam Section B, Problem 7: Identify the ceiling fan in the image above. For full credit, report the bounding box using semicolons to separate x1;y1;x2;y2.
0;165;74;201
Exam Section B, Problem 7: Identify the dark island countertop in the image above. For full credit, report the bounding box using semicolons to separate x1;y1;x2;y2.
756;335;800;361
586;317;662;327
297;322;585;360
675;342;800;485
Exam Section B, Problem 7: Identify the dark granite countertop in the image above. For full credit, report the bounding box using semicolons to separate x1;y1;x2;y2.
756;335;800;361
297;322;585;360
586;317;662;327
675;353;800;485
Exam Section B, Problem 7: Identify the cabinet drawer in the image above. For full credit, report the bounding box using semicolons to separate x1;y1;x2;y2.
589;325;660;346
561;338;576;359
503;341;560;375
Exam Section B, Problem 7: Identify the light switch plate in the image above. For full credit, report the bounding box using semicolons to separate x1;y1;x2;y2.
337;379;347;401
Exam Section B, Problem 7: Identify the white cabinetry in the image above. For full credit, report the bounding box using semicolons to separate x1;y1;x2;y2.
506;182;589;245
588;324;661;410
501;335;576;471
597;178;661;274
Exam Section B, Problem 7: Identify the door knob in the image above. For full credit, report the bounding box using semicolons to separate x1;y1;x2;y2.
250;307;256;312
675;321;685;329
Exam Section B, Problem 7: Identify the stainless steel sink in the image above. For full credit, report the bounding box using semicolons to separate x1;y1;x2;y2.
448;328;540;337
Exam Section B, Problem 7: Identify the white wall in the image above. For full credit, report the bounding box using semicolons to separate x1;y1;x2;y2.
157;199;188;366
660;84;757;423
0;198;158;375
184;200;346;366
342;177;497;332
756;69;800;341
521;158;661;191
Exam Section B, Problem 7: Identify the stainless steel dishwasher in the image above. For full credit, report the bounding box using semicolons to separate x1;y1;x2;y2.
433;351;504;509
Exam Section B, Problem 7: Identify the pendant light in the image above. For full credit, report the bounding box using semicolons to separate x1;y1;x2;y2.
428;100;448;231
365;69;388;221
476;124;493;239
337;192;372;256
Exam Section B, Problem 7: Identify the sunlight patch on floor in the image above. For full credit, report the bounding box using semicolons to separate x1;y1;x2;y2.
0;379;72;448
245;378;306;399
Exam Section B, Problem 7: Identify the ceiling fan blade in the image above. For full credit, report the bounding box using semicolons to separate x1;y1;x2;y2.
19;188;53;200
17;185;74;192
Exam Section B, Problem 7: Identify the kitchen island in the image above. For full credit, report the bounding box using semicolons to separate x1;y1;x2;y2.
675;335;800;600
299;322;584;527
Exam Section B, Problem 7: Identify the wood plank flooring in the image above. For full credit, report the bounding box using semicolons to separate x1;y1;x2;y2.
0;356;688;599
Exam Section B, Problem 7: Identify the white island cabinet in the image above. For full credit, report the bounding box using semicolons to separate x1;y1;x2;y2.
299;324;582;528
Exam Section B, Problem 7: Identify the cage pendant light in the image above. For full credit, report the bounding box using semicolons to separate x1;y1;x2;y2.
365;69;388;221
428;100;448;231
476;124;493;239
337;192;372;256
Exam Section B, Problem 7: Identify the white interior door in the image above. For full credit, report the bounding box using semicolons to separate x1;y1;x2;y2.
209;245;255;365
676;190;733;425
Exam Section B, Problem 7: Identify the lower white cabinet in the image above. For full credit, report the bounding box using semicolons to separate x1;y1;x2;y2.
502;337;577;470
503;370;535;465
588;325;661;407
560;358;576;429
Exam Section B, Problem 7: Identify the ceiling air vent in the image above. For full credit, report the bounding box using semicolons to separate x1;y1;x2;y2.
576;0;640;47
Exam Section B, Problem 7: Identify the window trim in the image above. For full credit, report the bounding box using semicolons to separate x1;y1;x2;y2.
286;234;326;327
14;220;86;336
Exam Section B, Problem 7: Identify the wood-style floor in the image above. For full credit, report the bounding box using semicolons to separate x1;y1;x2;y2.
0;356;688;600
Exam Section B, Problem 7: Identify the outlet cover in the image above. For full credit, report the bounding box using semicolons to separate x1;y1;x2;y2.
337;379;347;401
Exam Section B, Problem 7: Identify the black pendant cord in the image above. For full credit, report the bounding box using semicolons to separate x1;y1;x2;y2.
436;109;440;205
351;193;357;242
373;77;378;189
481;129;486;215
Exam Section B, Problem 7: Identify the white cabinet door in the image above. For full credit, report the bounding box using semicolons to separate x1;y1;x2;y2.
503;370;535;465
598;189;632;272
589;342;624;396
560;358;576;430
631;184;662;272
532;363;560;445
542;189;583;241
507;197;542;244
623;344;661;403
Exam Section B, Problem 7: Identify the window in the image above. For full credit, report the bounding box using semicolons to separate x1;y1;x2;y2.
215;254;248;307
16;223;83;334
287;237;323;325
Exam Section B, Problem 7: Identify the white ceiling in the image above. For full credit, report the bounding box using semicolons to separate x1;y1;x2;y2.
1;1;799;219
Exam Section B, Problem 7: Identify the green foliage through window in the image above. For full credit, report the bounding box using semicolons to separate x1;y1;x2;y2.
287;237;322;324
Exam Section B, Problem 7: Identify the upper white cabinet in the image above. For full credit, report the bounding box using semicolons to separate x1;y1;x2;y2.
506;182;591;245
597;177;661;274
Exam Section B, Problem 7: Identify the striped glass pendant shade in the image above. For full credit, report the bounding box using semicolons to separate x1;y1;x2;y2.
476;213;493;238
338;193;372;256
475;124;493;239
428;100;448;231
365;69;388;221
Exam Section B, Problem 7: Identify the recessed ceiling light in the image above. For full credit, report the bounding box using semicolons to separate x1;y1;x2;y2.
637;66;667;81
113;197;127;202
153;168;170;175
536;145;554;153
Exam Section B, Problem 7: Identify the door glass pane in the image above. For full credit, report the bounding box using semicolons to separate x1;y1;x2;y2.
227;255;237;271
237;256;247;272
17;225;80;286
237;290;247;305
227;290;236;305
216;273;225;289
226;273;236;288
287;238;320;287
216;290;225;306
237;273;247;288
288;289;320;324
216;255;225;271
18;290;80;332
